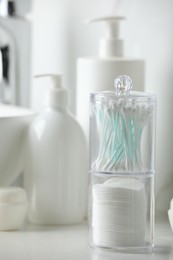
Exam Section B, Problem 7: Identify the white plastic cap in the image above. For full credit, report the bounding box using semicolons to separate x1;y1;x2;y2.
86;16;125;58
35;74;69;108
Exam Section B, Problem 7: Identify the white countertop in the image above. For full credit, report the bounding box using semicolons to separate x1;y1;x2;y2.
0;213;172;260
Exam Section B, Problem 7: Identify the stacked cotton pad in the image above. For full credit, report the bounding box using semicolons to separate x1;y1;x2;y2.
92;178;147;248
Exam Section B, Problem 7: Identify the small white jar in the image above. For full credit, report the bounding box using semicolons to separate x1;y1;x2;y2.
0;187;27;231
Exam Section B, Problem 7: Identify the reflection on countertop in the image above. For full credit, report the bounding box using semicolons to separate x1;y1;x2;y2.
0;212;172;260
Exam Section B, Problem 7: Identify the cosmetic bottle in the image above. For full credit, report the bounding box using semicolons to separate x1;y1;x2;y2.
89;75;156;252
24;74;87;224
77;16;145;142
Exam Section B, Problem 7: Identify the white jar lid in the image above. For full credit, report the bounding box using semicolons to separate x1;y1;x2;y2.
0;187;27;204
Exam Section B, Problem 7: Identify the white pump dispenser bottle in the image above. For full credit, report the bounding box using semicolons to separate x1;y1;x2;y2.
24;74;87;225
77;16;145;141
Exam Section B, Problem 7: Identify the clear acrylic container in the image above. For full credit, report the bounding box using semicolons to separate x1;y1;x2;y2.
89;75;157;253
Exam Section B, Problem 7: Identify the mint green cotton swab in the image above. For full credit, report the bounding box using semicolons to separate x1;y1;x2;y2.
92;75;154;172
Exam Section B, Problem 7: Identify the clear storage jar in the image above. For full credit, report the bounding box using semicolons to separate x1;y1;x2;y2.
89;75;157;253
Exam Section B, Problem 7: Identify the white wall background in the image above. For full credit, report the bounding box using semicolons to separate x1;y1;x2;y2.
32;0;173;212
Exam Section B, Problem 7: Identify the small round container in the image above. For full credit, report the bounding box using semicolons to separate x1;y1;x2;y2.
0;187;27;231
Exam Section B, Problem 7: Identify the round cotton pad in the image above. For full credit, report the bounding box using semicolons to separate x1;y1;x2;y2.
92;177;146;248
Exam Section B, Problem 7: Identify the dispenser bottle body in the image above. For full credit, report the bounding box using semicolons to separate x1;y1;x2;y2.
25;74;87;224
25;107;87;224
89;77;156;252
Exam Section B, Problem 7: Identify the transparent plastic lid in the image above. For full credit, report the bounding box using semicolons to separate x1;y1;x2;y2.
89;75;157;174
90;75;156;102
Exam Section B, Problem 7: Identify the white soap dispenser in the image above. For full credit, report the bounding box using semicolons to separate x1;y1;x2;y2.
24;74;87;225
77;16;145;141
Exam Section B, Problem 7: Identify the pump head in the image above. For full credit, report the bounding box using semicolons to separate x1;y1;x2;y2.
34;74;69;108
86;16;125;58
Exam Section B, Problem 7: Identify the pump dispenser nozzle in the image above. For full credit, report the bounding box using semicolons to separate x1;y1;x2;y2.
86;16;125;58
35;74;68;108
